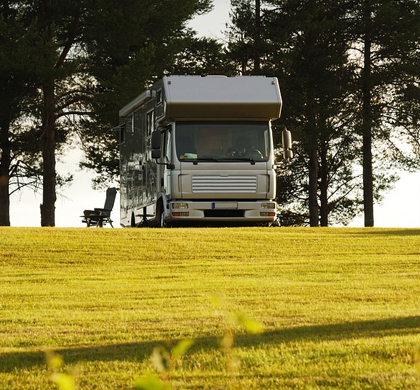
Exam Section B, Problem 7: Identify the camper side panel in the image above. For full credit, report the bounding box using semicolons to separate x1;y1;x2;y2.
119;99;158;226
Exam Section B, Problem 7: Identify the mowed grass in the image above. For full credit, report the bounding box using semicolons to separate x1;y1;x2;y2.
0;227;419;389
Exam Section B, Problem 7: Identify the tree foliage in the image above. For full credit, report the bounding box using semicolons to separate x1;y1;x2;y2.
227;0;420;226
2;0;419;227
0;0;213;225
77;1;216;188
347;0;420;226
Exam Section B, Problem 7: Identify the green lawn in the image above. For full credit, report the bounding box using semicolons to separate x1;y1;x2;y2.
0;227;419;389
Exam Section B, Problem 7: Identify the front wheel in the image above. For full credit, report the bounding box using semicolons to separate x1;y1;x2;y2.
157;202;169;228
159;209;166;228
130;213;136;228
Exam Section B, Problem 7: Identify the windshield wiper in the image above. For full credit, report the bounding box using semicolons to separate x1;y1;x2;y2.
191;157;256;165
216;157;256;165
189;157;217;165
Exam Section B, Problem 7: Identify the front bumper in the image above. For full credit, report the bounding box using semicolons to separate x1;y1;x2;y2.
168;200;277;223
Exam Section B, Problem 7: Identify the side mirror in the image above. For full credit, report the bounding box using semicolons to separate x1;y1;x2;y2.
151;129;174;168
282;128;293;160
151;130;161;159
151;130;161;150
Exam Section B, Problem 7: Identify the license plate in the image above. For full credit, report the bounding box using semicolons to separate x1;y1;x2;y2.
212;202;238;209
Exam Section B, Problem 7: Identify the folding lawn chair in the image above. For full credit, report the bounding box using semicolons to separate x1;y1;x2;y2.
81;187;117;227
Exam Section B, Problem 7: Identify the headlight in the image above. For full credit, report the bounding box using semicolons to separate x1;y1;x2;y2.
261;203;275;209
172;203;188;209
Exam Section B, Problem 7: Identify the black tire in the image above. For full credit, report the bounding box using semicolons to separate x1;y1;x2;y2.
130;213;136;228
156;200;166;228
159;209;166;228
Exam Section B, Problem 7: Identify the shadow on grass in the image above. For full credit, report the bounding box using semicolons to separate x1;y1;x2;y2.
0;316;419;372
350;228;420;236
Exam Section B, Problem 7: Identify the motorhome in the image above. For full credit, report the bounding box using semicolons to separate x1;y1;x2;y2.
118;75;292;227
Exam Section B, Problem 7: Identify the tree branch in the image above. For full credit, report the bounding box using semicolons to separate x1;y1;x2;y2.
55;12;83;69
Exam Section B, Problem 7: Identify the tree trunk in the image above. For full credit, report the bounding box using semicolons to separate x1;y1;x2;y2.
254;0;261;73
308;149;319;226
319;138;328;226
40;0;57;227
307;85;319;227
0;122;11;226
40;78;56;227
362;0;374;227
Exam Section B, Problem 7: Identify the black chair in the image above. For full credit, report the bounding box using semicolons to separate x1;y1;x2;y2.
82;187;117;227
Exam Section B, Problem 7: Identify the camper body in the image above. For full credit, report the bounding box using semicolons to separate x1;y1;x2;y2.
119;75;283;227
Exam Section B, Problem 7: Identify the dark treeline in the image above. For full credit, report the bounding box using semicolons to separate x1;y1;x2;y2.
1;0;419;226
227;0;420;226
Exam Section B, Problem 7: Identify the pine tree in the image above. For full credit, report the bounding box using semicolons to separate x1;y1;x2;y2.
348;0;420;226
256;0;360;226
0;2;41;226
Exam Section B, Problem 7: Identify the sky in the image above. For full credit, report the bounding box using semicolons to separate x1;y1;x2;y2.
8;0;420;228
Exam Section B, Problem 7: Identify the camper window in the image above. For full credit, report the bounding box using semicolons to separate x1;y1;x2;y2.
146;110;154;136
156;89;163;105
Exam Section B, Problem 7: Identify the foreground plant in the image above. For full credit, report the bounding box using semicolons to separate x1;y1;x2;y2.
134;300;264;390
46;351;76;390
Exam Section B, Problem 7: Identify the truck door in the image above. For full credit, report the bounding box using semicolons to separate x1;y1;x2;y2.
163;127;173;197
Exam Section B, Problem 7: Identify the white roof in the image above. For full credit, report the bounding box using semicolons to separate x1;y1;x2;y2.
119;90;155;117
163;75;282;121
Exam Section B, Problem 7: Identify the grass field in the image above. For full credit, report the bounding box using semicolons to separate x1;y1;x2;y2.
0;227;419;389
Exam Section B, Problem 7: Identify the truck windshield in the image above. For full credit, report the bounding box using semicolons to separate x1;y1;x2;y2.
175;121;270;162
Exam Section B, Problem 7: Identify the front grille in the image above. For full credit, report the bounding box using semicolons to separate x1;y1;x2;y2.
192;175;257;194
204;210;245;218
